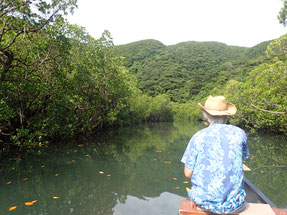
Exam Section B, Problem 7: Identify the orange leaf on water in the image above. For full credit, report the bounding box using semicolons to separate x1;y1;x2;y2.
9;206;17;211
107;174;111;177
72;160;75;163
6;181;11;185
172;177;177;180
55;173;59;176
164;161;172;164
23;178;29;181
173;187;180;190
53;196;60;199
25;200;37;206
41;165;45;168
183;181;189;184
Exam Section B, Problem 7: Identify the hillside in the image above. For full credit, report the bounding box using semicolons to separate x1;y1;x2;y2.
113;40;271;102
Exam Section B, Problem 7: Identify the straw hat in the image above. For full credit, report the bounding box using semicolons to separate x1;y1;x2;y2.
198;96;237;116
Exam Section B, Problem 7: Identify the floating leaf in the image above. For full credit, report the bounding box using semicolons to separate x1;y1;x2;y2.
164;161;172;164
23;178;29;181
172;177;177;180
107;174;111;177
173;187;180;190
99;171;104;174
25;200;37;206
53;196;60;199
260;170;265;173
77;144;84;147
6;181;11;185
183;181;189;184
72;160;75;163
55;173;59;176
74;150;78;152
9;206;17;211
41;165;45;168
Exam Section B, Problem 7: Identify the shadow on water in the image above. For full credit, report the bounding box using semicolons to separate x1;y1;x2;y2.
0;121;286;214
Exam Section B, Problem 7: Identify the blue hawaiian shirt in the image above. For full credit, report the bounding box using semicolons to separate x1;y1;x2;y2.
181;123;249;214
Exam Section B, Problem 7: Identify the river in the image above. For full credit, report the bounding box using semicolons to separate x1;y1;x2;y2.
1;121;286;214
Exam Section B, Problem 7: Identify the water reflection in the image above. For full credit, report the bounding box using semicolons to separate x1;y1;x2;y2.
244;132;287;208
0;122;286;214
114;192;183;215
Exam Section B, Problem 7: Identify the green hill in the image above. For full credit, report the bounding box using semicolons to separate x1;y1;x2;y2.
113;40;271;102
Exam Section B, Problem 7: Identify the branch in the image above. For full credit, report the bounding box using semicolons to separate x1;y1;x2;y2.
251;165;286;171
14;47;51;68
2;8;59;51
0;49;14;81
0;18;8;42
0;5;17;19
251;104;286;115
0;129;13;136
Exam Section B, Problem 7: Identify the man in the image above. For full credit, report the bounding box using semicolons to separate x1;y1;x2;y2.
181;96;249;214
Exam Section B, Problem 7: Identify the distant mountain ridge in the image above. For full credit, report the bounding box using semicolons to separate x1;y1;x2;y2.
113;39;271;102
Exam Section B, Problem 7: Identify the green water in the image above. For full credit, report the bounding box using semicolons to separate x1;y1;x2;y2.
1;122;287;214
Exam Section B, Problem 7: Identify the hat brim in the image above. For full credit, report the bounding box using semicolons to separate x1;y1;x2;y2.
198;103;237;116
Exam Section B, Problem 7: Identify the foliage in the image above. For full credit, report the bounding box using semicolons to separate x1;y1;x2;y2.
0;0;140;149
117;91;174;125
223;34;287;134
0;1;179;151
113;40;270;102
278;0;287;26
0;0;285;152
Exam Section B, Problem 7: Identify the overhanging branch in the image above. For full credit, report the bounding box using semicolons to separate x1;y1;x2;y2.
251;104;286;115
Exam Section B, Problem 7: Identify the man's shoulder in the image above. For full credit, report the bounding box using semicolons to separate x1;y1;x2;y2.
193;124;246;137
219;123;245;132
194;126;210;135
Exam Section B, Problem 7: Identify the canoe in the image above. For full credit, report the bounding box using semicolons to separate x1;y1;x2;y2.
179;178;287;215
244;178;287;215
244;177;276;207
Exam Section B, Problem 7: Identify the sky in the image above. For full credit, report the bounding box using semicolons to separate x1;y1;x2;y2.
67;0;287;47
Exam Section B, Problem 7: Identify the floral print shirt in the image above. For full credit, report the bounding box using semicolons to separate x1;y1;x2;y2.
181;123;249;214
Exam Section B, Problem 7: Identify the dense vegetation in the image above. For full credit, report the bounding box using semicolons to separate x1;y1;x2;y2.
0;0;174;153
113;37;287;135
113;40;270;102
224;35;287;134
1;0;287;155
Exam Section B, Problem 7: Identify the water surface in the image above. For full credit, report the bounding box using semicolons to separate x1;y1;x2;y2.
1;122;286;214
